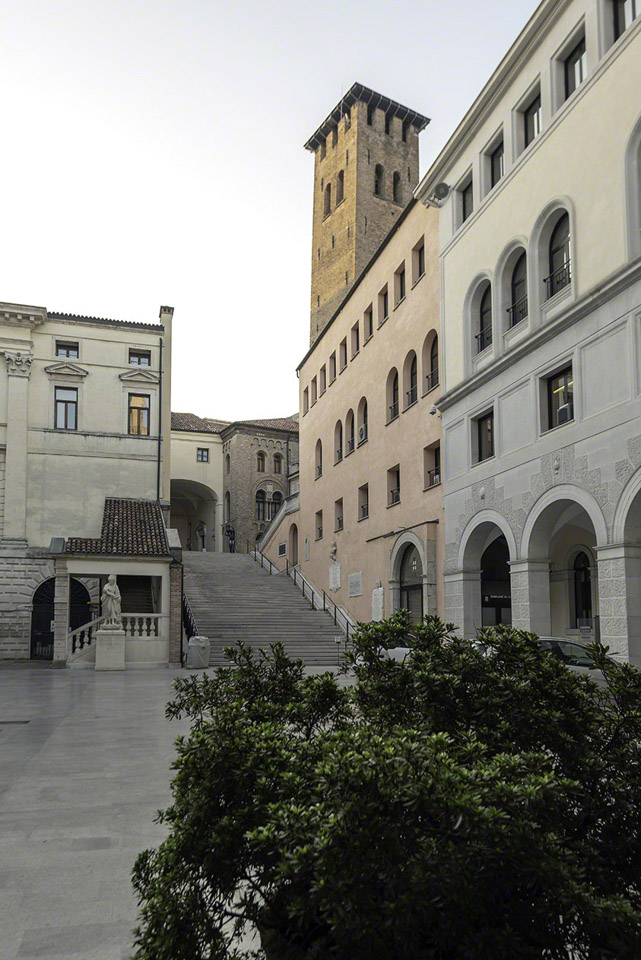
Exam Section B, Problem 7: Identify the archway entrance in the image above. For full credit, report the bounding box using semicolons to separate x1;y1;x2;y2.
170;479;218;552
289;523;298;566
30;578;91;661
399;544;423;623
481;535;512;626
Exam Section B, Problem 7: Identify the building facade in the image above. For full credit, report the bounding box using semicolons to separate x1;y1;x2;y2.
306;83;429;345
416;0;641;663
0;302;178;663
170;412;228;553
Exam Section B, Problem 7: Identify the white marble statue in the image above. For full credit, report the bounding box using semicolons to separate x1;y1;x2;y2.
101;574;122;629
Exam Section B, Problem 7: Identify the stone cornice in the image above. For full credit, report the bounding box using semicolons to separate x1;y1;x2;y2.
0;303;46;330
2;350;34;377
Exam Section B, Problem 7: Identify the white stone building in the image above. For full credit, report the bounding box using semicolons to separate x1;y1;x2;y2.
416;0;641;663
0;302;181;664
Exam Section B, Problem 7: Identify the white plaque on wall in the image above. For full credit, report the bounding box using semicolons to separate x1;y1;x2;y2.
348;572;363;598
372;587;384;621
329;562;341;592
304;537;310;562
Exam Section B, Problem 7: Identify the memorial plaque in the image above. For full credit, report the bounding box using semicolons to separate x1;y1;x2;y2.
329;562;341;592
372;586;384;621
348;572;363;597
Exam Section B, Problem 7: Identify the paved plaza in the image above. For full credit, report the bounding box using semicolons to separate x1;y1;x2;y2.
0;665;191;960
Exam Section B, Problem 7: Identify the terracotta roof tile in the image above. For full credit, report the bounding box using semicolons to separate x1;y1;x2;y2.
66;499;169;556
228;417;299;432
171;412;229;433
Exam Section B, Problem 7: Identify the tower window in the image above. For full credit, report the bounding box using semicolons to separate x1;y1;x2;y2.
393;171;402;204
344;109;351;130
346;149;349;166
332;127;338;147
385;113;392;135
367;104;374;126
345;271;349;285
320;141;326;160
324;183;331;217
332;235;335;248
374;164;384;197
317;248;320;260
402;120;409;142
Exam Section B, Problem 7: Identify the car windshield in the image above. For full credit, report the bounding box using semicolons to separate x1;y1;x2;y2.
539;639;595;668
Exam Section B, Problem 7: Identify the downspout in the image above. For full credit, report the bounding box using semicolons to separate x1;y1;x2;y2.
156;335;163;501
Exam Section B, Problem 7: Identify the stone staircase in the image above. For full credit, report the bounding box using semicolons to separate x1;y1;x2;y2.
182;552;346;668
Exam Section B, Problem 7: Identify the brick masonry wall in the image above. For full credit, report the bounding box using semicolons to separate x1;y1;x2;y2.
169;561;182;664
0;553;55;659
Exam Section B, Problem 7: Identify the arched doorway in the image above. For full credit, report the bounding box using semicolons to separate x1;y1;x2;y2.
480;535;511;626
399;544;423;623
170;479;218;552
289;523;299;566
30;578;91;661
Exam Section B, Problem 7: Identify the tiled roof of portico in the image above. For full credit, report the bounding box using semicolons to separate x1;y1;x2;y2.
171;412;230;433
66;499;170;556
224;417;299;433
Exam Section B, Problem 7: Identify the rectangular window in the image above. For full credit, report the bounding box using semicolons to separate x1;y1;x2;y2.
412;239;425;284
547;366;574;429
351;322;360;358
334;498;344;532
320;364;327;394
315;510;323;541
395;263;406;305
311;377;318;404
378;285;389;326
387;465;401;506
564;37;586;100
278;542;287;557
339;338;347;371
477;412;494;462
197;448;209;462
385;113;392;135
524;93;542;147
358;483;369;521
56;341;79;359
614;0;638;39
364;305;373;342
55;387;78;430
461;178;473;223
424;444;441;488
303;387;309;415
490;141;504;188
129;349;151;366
329;352;337;383
128;394;150;436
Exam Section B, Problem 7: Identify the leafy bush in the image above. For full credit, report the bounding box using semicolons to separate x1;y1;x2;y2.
132;616;641;959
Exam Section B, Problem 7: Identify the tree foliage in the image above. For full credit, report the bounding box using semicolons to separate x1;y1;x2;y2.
131;616;641;959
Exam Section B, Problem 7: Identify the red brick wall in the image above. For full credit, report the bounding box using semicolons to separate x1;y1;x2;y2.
169;562;183;664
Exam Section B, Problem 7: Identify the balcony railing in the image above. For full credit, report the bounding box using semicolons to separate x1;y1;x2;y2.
360;503;369;519
316;464;322;478
507;295;528;327
335;447;343;462
335;517;343;531
388;400;399;421
389;488;400;505
357;425;368;445
425;367;439;392
425;468;441;489
406;385;417;407
346;437;355;454
543;260;571;300
317;526;323;540
475;325;493;353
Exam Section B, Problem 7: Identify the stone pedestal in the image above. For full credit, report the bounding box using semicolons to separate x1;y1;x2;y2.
95;628;126;671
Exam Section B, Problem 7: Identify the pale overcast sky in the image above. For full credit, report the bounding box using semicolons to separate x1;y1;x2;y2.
0;0;537;421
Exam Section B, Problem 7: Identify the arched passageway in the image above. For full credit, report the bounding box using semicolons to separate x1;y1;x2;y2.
170;479;219;552
399;544;423;623
480;535;511;627
31;578;90;660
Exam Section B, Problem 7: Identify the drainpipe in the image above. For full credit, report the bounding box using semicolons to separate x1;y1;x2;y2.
156;335;163;501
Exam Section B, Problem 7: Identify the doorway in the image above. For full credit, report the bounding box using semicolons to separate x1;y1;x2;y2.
30;578;91;660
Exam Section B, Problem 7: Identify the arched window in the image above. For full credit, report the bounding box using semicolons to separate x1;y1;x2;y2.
315;439;323;478
393;171;401;203
336;170;344;204
270;491;283;519
429;336;439;388
573;551;592;627
546;213;571;298
273;454;282;475
334;420;343;463
387;368;399;422
225;491;231;522
256;490;266;521
374;164;384;197
357;397;368;445
257;452;266;473
509;252;528;327
407;353;418;407
225;454;230;475
624;118;641;259
477;283;493;353
324;182;332;217
345;409;355;454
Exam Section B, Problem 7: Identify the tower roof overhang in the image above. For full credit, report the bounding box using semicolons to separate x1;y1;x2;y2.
304;82;430;152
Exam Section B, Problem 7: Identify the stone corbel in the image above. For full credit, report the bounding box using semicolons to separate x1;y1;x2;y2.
2;350;34;377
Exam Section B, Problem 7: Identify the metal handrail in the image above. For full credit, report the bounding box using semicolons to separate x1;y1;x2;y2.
507;294;528;327
183;594;198;638
475;325;493;352
543;260;571;299
405;385;417;406
389;488;401;505
388;400;399;421
425;468;441;488
425;367;439;391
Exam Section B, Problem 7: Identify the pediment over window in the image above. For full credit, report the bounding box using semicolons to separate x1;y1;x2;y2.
119;369;159;383
45;361;89;380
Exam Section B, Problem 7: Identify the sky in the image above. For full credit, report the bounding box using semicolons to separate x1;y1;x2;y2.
0;0;538;422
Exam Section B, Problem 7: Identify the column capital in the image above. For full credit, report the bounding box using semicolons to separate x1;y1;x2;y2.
2;350;34;377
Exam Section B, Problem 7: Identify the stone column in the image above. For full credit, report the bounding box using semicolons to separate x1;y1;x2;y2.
509;560;551;635
2;350;33;542
169;562;183;665
444;570;481;637
596;545;641;665
53;558;70;663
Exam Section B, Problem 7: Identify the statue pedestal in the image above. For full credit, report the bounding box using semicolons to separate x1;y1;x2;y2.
95;628;125;671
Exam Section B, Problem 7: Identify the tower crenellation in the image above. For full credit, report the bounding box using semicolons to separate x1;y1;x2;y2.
305;83;429;346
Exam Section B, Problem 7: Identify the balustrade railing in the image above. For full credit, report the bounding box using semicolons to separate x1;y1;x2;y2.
67;612;161;659
68;617;103;656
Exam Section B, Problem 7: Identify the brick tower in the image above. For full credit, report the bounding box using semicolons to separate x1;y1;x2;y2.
305;83;429;346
